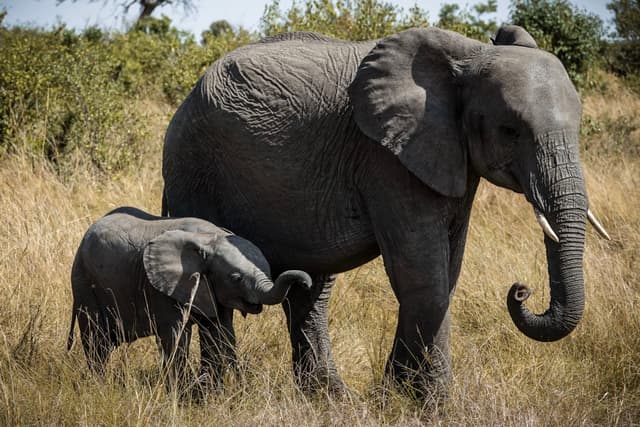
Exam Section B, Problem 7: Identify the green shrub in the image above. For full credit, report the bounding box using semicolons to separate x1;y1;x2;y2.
510;0;604;86
107;16;194;96
0;15;255;175
261;0;428;41
0;25;147;174
605;40;640;78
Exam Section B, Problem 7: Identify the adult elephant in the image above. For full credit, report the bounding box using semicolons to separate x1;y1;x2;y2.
161;26;609;397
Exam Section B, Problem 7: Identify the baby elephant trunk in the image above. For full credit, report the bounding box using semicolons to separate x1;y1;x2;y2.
255;270;313;305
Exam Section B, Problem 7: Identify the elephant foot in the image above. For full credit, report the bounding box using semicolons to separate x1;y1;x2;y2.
370;373;448;420
384;343;452;406
391;372;450;405
187;374;218;403
293;365;351;398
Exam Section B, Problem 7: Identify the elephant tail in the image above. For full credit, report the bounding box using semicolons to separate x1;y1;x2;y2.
67;308;76;351
161;187;169;217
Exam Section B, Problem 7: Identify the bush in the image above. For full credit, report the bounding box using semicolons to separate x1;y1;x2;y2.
510;0;604;86
261;0;429;41
0;25;147;174
0;16;253;175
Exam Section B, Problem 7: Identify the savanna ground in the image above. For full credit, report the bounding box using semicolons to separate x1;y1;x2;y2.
1;64;639;425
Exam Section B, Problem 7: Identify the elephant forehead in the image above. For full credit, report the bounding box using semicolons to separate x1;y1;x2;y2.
222;236;271;275
484;49;581;126
490;48;574;93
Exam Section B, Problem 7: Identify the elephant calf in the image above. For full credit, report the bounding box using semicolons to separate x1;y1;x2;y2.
67;206;311;390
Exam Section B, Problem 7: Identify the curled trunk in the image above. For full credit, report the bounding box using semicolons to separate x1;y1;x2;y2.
508;131;587;341
254;270;313;305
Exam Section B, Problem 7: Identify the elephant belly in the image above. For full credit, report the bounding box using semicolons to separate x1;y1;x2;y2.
256;223;381;274
166;179;379;274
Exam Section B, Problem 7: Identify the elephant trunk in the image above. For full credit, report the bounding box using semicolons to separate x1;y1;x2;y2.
508;130;587;342
253;270;313;305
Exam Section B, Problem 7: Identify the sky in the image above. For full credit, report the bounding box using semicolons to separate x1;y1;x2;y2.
1;0;614;37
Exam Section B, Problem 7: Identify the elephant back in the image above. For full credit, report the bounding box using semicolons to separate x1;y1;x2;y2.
195;36;375;147
253;31;347;44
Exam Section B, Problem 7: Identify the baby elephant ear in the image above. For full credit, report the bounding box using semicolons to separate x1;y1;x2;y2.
491;25;538;48
143;230;218;318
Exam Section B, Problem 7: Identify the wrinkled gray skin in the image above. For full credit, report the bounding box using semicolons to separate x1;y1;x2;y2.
162;26;589;397
68;206;311;390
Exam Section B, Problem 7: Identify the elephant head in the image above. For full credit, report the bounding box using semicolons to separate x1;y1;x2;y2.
143;230;312;317
349;26;609;342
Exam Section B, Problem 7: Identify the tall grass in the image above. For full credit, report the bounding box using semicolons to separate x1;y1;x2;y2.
0;77;638;425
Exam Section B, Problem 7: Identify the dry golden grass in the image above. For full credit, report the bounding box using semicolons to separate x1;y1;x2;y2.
1;78;638;425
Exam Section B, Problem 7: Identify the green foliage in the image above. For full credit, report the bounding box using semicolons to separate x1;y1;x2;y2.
201;20;233;43
510;0;604;86
0;15;255;175
260;0;502;43
261;0;428;41
605;0;640;91
110;15;196;95
607;0;639;41
0;25;147;174
437;0;498;41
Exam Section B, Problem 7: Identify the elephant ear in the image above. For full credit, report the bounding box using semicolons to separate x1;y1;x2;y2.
491;25;538;48
349;28;467;197
143;230;217;318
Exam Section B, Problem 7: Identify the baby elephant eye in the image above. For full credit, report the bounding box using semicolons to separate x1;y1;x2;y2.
230;272;242;282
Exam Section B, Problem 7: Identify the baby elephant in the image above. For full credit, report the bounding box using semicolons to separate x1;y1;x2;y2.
68;206;311;390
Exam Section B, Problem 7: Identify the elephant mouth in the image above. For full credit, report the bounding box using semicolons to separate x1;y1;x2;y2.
237;300;263;317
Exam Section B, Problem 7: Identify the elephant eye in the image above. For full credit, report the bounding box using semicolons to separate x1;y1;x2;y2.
230;272;242;282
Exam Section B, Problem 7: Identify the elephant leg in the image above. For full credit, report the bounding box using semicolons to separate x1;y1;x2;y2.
196;305;236;393
156;313;193;394
282;273;346;395
77;307;114;375
72;266;114;375
362;163;458;400
380;229;453;400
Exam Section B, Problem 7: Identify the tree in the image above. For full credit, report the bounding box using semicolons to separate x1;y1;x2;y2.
510;0;603;85
607;0;639;41
605;0;640;80
56;0;197;25
437;0;497;41
201;19;233;44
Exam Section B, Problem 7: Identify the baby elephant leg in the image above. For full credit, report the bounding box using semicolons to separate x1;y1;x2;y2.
155;308;193;395
195;306;237;394
77;307;114;375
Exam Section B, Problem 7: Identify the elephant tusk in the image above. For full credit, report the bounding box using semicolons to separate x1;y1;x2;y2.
587;209;611;240
534;210;560;243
